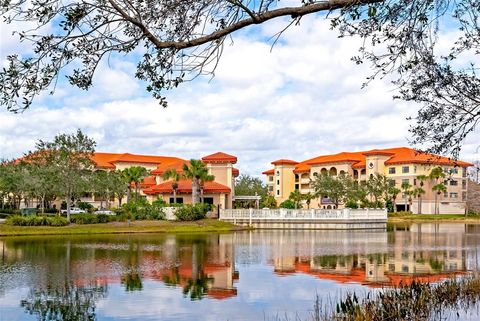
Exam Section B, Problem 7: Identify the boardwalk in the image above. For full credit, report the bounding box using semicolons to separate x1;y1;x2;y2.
219;208;387;230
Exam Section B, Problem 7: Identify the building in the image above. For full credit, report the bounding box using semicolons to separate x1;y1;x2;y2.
262;147;472;214
85;151;239;209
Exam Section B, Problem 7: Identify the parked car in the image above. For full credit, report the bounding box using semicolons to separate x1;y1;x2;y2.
60;207;86;214
94;209;114;215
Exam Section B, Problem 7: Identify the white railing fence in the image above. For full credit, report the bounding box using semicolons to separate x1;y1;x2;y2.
219;208;387;221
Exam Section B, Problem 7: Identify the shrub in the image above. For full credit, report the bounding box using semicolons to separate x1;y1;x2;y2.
121;198;165;220
174;204;210;221
5;215;68;226
70;214;99;224
345;201;359;209
279;199;295;209
77;202;94;213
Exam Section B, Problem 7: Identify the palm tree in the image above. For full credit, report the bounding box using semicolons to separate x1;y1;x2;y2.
289;190;304;209
401;182;412;212
163;168;182;204
303;192;315;209
432;183;447;215
412;187;426;214
182;160;214;204
123;166;149;202
389;187;401;212
416;175;428;214
429;167;446;215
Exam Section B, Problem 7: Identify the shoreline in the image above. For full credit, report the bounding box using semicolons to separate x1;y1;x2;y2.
388;214;480;224
0;219;246;237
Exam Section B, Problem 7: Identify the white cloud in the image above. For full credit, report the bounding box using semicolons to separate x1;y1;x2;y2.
1;15;479;177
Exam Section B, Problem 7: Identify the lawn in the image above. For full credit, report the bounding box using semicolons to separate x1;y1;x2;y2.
388;213;480;223
0;219;243;236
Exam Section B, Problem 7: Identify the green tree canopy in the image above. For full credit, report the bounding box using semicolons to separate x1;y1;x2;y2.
234;174;267;197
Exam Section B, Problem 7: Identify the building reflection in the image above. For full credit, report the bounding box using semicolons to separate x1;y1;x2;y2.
267;225;472;287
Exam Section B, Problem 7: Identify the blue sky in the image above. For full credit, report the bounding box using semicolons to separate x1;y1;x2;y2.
1;8;479;177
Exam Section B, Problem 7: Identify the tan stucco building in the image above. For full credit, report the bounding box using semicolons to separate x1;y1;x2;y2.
87;151;239;209
263;147;472;214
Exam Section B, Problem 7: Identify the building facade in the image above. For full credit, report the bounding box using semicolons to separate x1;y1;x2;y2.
262;147;472;214
85;151;239;209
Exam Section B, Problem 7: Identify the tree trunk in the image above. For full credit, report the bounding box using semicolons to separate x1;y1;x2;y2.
173;188;177;204
192;179;200;204
127;186;131;203
66;194;71;222
40;194;45;214
393;196;397;212
404;196;408;212
434;193;438;215
418;197;421;215
135;183;139;201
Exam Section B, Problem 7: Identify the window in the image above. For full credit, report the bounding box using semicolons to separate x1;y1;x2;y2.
203;197;214;205
450;180;458;186
276;190;280;196
462;180;467;189
268;186;273;192
269;176;273;182
295;184;299;190
463;168;467;178
276;170;280;176
450;192;458;199
462;192;467;201
295;174;299;182
389;167;396;174
413;179;417;186
414;166;417;173
444;192;449;198
313;172;318;177
277;180;280;185
389;179;396;187
402;179;409;185
169;197;183;204
452;168;459;174
402;166;409;173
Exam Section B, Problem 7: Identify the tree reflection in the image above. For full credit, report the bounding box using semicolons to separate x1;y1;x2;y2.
21;282;107;321
182;273;214;300
121;271;143;291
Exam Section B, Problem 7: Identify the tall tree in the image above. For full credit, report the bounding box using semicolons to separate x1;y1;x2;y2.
108;170;127;207
312;172;347;208
234;174;267;197
288;190;304;209
401;182;412;212
303;192;315;209
412;187;426;215
163;168;182;204
432;183;447;215
122;166;149;202
182;160;214;205
1;1;478;156
31;129;96;221
416;175;429;214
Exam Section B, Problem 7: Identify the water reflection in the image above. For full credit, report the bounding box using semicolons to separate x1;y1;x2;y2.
0;223;479;321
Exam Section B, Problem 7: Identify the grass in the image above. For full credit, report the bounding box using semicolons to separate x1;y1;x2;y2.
388;212;480;223
0;219;244;236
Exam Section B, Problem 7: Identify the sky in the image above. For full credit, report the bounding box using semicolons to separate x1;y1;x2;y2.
1;7;479;177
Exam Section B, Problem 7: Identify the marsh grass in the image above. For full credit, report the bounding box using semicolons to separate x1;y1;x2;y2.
268;276;480;321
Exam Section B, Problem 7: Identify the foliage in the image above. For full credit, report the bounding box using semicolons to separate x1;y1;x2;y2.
6;215;69;226
27;129;96;220
235;174;267;197
76;201;94;212
279;199;296;209
69;213;113;224
163;168;182;203
174;204;211;221
120;197;165;221
182;160;214;205
312;172;350;207
288;190;304;209
260;195;277;209
345;201;358;209
122;166;149;202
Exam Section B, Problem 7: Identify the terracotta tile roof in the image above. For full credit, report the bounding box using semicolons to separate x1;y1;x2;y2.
140;176;157;188
232;167;240;177
262;169;275;175
202;152;237;163
288;147;472;174
143;179;231;194
271;159;298;166
92;152;185;169
151;159;189;175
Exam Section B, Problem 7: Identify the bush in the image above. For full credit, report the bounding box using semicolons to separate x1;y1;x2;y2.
6;215;68;226
345;201;359;209
120;198;165;221
70;214;99;224
77;202;94;213
174;204;210;221
279;199;295;209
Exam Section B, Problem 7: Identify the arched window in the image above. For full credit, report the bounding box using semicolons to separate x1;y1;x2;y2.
330;167;337;176
339;170;346;176
320;168;327;175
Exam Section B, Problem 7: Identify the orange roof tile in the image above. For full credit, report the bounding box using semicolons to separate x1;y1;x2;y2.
151;159;189;175
143;179;231;194
271;159;298;166
289;147;472;174
92;152;186;169
202;152;237;163
232;167;240;177
262;169;275;175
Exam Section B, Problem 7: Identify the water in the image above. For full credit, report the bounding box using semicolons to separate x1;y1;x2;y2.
1;223;480;321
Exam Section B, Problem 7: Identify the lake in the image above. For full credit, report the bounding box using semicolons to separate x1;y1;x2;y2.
1;223;480;321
